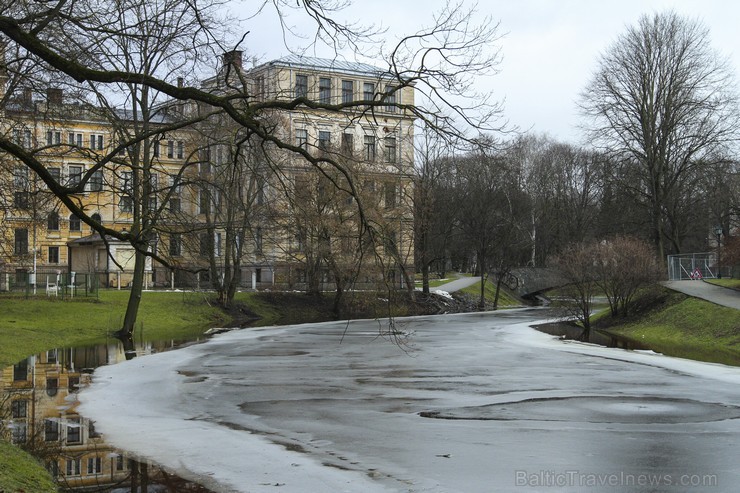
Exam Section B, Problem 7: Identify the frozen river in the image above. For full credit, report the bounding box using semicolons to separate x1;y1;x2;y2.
79;308;740;492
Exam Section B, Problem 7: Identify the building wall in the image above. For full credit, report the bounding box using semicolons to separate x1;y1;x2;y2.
0;55;416;292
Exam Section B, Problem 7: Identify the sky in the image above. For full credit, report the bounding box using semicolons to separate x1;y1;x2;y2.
228;1;740;144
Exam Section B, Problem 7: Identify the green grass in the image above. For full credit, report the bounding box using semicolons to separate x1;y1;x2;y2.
459;280;520;307
414;278;453;288
0;290;231;369
603;292;740;365
0;441;58;493
705;278;740;290
0;289;235;492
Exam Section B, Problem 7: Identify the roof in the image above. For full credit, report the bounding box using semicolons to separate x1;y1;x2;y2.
67;233;128;246
263;55;388;77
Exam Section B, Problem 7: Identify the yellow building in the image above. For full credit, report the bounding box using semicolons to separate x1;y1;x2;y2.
0;52;415;292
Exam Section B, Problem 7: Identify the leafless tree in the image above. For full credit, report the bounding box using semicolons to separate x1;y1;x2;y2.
0;0;507;335
580;11;740;262
591;236;662;318
549;241;600;332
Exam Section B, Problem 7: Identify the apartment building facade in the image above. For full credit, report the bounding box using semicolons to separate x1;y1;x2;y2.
0;52;416;292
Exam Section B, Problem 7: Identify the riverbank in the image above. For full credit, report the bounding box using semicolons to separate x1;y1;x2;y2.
0;288;464;492
595;288;740;366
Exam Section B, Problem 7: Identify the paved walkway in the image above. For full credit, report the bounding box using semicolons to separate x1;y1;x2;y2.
432;275;481;293
663;280;740;310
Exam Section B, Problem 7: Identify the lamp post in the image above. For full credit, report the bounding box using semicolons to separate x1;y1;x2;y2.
714;225;723;279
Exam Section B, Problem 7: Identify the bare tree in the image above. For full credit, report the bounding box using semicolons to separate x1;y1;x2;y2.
549;241;600;332
591;236;662;318
413;124;457;294
580;11;740;261
0;0;507;334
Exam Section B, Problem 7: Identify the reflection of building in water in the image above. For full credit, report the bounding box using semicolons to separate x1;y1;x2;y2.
1;344;133;489
1;339;207;491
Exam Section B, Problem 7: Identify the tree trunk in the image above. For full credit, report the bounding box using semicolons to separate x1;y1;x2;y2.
119;249;145;338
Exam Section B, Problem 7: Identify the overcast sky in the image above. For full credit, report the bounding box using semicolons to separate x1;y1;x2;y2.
230;0;740;144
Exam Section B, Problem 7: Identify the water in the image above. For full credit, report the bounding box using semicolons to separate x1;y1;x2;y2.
0;335;218;492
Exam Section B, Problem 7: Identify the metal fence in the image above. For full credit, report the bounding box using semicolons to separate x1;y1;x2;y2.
666;253;724;280
0;271;99;298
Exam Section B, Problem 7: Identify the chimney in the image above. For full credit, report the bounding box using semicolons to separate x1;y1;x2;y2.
223;50;243;71
47;87;63;105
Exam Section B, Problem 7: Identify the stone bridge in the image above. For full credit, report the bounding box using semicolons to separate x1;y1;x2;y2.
501;267;567;299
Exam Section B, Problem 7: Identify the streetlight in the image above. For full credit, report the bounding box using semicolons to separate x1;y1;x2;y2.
714;225;723;279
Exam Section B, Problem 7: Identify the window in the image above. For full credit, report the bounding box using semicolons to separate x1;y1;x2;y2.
215;233;222;257
341;133;354;156
11;423;27;444
87;457;102;475
364;135;376;161
318;131;331;152
89;134;103;150
167;140;174;158
199;232;212;256
295;128;308;149
384;137;397;163
119;197;132;212
177;141;184;159
295;74;308;98
68;132;82;147
46;212;59;231
47;377;58;397
66;419;81;444
121;171;133;193
319;77;331;103
14;167;29;208
152;140;160;158
14;128;32;147
48;167;61;183
169;234;181;256
14;191;29;209
116;455;125;471
45;419;60;442
168;197;181;213
363;82;375;101
255;268;262;283
11;400;27;418
89;170;103;191
46;130;61;145
13;360;28;381
255;227;263;255
384;84;397;112
66;458;81;476
14;229;28;255
69;214;81;232
68;375;80;391
342;80;354;104
67;165;83;187
254;75;265;100
199;189;210;214
385;183;398;209
14;166;28;189
48;246;59;264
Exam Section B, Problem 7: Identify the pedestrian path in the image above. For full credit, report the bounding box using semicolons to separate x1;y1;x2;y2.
432;275;481;293
663;280;740;310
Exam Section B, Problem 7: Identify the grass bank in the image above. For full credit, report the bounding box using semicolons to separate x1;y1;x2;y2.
0;288;447;492
459;280;520;308
0;289;234;493
597;289;740;366
0;290;231;369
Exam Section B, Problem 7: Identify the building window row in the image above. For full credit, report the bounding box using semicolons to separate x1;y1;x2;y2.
293;74;398;110
294;128;399;163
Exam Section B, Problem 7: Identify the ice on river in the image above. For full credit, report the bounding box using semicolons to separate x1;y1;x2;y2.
78;308;740;492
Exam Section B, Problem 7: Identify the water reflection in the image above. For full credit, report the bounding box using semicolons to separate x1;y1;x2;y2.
0;337;215;492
